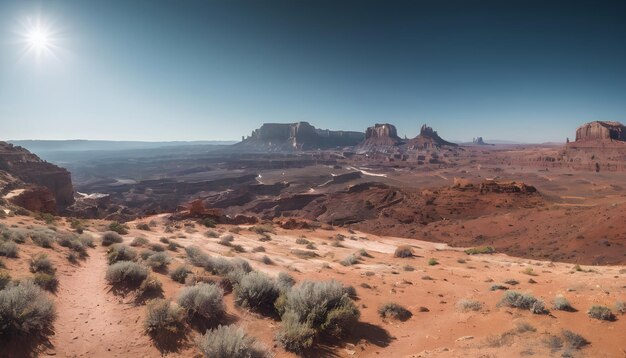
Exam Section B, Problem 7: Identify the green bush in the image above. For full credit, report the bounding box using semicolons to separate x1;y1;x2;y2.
170;266;190;283
196;324;269;358
108;222;129;235
177;283;225;322
107;244;137;264
105;261;148;286
277;280;359;352
102;231;123;246
0;281;56;336
499;291;547;314
378;302;412;320
428;258;439;266
234;271;280;313
588;305;615;321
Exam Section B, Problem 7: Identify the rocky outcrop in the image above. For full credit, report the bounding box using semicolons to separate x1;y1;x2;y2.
574;121;626;142
478;180;537;194
0;141;74;211
236;122;364;151
472;137;489;145
8;186;57;214
406;125;457;150
356;123;404;152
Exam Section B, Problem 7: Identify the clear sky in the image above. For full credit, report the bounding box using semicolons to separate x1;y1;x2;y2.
1;0;625;142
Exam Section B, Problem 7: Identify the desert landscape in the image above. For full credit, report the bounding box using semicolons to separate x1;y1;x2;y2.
2;1;626;357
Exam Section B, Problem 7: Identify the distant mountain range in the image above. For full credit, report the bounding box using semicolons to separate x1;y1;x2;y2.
10;140;237;153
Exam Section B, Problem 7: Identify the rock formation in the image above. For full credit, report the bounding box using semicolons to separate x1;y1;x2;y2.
406;124;457;150
574;121;626;142
0;141;74;212
356;123;404;152
472;137;489;145
236;122;364;151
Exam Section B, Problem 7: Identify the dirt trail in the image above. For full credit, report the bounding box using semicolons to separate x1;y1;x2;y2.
50;247;156;357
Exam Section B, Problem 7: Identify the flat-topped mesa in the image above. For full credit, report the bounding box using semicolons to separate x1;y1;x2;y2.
574;121;626;142
0;141;74;212
406;124;457;150
237;121;364;151
358;123;404;149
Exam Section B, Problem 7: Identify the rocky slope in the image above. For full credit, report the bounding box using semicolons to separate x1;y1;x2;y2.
406;124;458;150
356;123;404;153
0;142;74;212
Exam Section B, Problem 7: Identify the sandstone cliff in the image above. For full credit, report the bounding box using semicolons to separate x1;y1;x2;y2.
236;122;364;151
574;121;626;142
406;124;457;150
0;141;74;212
356;123;404;152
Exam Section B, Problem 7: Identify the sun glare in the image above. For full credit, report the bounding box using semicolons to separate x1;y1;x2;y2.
27;26;51;50
18;16;60;61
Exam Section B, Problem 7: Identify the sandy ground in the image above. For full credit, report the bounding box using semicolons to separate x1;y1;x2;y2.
1;214;625;357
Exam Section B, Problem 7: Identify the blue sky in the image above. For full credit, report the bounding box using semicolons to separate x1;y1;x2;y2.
1;0;625;142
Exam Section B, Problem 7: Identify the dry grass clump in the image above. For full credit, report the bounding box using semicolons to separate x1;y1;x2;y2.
234;271;280;313
130;237;149;247
394;245;413;258
101;231;123;246
276;280;359;352
136;223;151;231
0;240;19;258
196;324;269;358
218;235;234;246
340;253;360;266
291;249;318;259
185;246;212;267
0;281;56;336
107;244;137;264
0;270;11;290
108;222;129;235
177;283;225;322
499;291;548;314
553;295;575;311
30;230;55;248
587;305;615;321
277;272;295;291
146;252;170;271
251;225;275;235
29;253;55;274
32;272;59;292
105;261;149;287
170;266;190;283
144;299;185;344
456;299;482;312
378;302;412;321
464;246;495;255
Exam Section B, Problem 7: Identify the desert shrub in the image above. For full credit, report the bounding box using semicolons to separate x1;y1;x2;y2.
394;245;413;258
403;264;415;271
200;218;216;228
130;237;149;247
428;258;439;266
456;299;482;312
196;324;269;358
234;271;280;313
32;272;59;292
2;228;27;243
178;283;225;322
521;267;537;276
587;305;615;321
340;254;359;266
464;246;495;255
107;244;137;264
252;246;265;253
69;219;85;233
305;243;316;250
553;295;574;311
277;272;295;291
490;284;508;291
144;299;185;341
378;302;412;320
101;231;123;246
357;248;372;258
229;226;243;234
343;285;357;299
139;275;163;296
277;280;359;351
217;237;232;246
29;253;55;274
185;246;211;267
0;270;11;290
219;234;234;243
499;291;548;314
0;241;18;258
150;243;165;252
30;231;55;248
205;230;220;238
231;244;245;253
167;242;178;251
170;266;190;283
136;223;151;231
108;222;129;235
261;255;272;265
295;238;310;245
0;281;55;336
615;300;626;314
504;279;519;286
291;249;317;259
105;261;148;286
146;252;170;271
140;249;157;260
78;233;95;247
562;330;588;349
67;252;79;264
251;225;274;235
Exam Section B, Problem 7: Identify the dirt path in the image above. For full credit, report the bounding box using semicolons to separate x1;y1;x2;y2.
50;247;156;357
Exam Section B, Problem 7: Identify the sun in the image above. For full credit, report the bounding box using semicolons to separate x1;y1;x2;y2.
27;26;52;51
18;16;60;61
